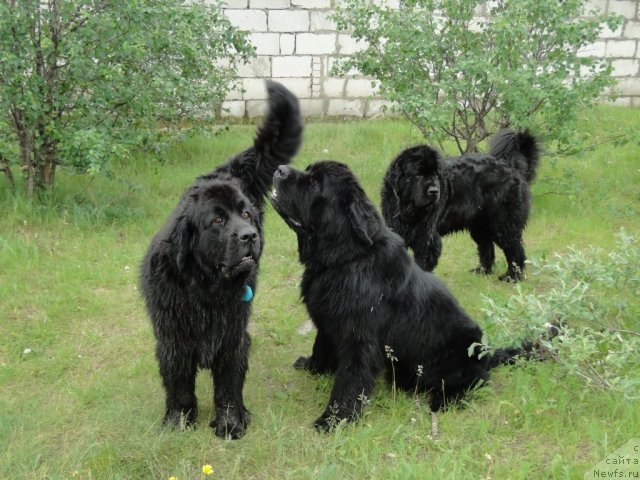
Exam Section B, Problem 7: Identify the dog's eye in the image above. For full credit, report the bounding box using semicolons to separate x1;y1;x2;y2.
213;217;224;225
241;211;251;220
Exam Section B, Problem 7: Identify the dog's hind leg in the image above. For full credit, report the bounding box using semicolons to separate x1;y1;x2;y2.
469;224;495;275
495;235;526;282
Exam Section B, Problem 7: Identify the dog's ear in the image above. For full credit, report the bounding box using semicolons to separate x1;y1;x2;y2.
348;194;380;246
172;214;196;272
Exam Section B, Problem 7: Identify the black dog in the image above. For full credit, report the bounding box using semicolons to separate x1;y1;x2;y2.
381;130;540;281
270;161;529;431
140;81;302;439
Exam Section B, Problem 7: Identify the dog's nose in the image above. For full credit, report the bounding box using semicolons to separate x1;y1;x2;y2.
238;226;258;243
427;186;439;196
275;165;290;178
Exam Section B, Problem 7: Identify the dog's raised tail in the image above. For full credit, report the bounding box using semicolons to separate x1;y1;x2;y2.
253;81;303;187
489;129;540;183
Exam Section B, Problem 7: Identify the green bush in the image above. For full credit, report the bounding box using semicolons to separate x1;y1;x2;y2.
334;0;622;154
481;230;640;400
0;0;254;197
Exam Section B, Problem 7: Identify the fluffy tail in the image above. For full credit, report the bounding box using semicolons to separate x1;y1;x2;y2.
485;324;560;370
252;80;303;193
489;129;540;183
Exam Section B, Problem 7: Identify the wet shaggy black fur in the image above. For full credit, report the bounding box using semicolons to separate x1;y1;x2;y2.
381;130;540;281
140;81;302;439
270;161;530;431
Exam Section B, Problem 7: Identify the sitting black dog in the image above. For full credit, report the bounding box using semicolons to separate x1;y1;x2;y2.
381;130;540;281
140;81;302;439
270;161;531;431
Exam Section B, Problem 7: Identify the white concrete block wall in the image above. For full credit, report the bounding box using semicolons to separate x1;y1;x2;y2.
221;0;640;117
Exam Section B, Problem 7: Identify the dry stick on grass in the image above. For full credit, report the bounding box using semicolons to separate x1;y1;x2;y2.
430;411;440;441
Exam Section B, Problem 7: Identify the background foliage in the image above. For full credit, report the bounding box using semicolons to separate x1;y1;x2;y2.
334;0;623;154
0;0;253;197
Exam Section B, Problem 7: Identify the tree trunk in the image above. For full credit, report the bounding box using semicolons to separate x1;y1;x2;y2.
0;153;15;191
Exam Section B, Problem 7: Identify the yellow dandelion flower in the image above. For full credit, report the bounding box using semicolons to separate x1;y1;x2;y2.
169;477;178;480
202;464;214;476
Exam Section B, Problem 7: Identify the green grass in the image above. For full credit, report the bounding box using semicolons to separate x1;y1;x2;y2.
1;106;639;480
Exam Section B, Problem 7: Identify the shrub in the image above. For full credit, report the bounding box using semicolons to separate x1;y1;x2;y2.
333;0;623;154
481;230;640;400
0;0;254;197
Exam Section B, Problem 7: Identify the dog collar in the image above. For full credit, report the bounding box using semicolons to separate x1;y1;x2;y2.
241;284;254;302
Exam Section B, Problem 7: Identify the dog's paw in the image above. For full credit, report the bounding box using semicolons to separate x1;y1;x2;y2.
293;356;312;370
210;406;250;440
499;272;523;282
470;266;491;275
163;408;197;431
313;412;344;432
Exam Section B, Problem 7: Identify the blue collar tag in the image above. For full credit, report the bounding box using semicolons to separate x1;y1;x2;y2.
241;284;254;302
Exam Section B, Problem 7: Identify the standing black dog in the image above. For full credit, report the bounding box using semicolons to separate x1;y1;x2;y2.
270;161;530;431
381;130;540;281
140;81;302;439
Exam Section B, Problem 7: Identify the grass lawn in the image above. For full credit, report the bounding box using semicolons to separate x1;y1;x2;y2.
1;106;639;480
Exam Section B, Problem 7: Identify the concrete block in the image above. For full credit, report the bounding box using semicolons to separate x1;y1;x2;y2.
608;1;638;19
237;56;271;77
577;41;606;57
601;23;623;39
248;32;280;55
280;34;296;55
310;11;336;31
346;78;379;97
296;33;336;54
323;78;346;96
251;0;289;7
605;39;637;57
337;34;368;54
221;100;245;117
581;0;607;15
614;77;640;96
269;10;310;32
271;78;312;98
327;99;365;117
272;56;312;77
242;78;268;100
366;100;395;118
611;59;640;76
225;82;243;101
224;9;267;32
220;0;247;7
623;21;640;39
246;100;268;118
291;0;331;8
299;99;326;116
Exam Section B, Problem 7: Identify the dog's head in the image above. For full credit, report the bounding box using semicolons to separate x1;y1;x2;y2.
271;161;381;263
388;145;442;224
171;180;261;279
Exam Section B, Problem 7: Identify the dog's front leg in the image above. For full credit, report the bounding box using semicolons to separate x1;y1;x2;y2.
314;340;380;432
294;327;338;374
412;233;442;271
210;331;251;439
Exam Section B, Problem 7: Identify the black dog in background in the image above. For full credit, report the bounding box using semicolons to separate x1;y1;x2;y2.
270;161;532;431
140;82;302;439
381;130;540;281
